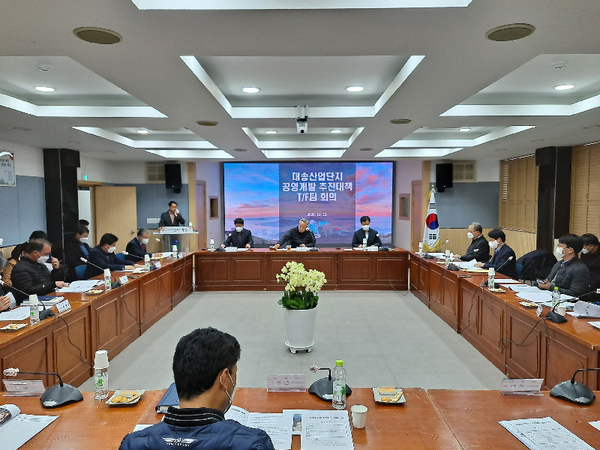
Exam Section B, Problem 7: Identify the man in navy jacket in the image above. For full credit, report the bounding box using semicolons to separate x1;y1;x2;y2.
475;228;518;279
126;228;151;262
351;215;382;248
221;218;253;249
119;328;275;450
84;233;133;279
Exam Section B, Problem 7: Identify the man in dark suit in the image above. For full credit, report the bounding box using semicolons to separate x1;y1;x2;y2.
475;229;518;279
126;228;151;262
221;218;253;249
159;201;186;229
351;216;382;248
84;233;134;279
64;225;91;281
456;222;490;262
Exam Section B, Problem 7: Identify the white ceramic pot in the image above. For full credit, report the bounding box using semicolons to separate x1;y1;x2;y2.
283;306;318;351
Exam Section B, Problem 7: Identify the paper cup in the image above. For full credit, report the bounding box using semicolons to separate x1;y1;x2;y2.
556;305;567;316
94;349;109;369
351;404;368;429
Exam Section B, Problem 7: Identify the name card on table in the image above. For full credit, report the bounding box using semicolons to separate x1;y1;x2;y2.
367;246;379;252
225;247;238;252
500;378;543;396
2;379;46;397
267;374;306;392
56;299;71;314
154;261;161;268
119;275;129;285
295;247;309;252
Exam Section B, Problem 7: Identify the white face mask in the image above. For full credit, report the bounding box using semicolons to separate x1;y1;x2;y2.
37;254;49;264
582;248;589;254
235;227;243;233
555;246;564;259
362;225;370;231
224;373;237;413
108;246;116;254
80;237;89;243
488;240;498;249
141;238;149;245
467;232;474;239
0;237;3;246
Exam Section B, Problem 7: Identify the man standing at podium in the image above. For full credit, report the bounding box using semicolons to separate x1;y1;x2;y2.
351;216;382;248
159;201;185;230
221;218;253;249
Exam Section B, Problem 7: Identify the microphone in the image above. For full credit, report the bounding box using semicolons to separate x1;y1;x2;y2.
479;256;514;287
3;367;83;408
80;257;121;288
0;280;54;320
122;251;144;259
550;367;600;405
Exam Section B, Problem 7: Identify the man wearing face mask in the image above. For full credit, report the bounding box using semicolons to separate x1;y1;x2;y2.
580;234;600;299
456;222;490;262
126;228;152;262
84;233;134;279
272;218;316;249
64;226;91;281
119;327;275;450
351;216;382;248
11;239;66;303
537;234;591;297
474;229;518;279
221;218;253;249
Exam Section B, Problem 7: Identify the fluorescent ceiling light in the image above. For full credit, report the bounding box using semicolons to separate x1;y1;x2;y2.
241;86;260;93
74;127;216;149
265;130;277;134
330;129;343;134
376;148;463;158
459;127;471;132
554;84;575;91
136;129;149;134
345;86;364;92
34;86;55;92
146;149;233;159
261;149;346;159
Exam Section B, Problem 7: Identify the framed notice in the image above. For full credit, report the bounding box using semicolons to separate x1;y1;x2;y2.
0;152;15;186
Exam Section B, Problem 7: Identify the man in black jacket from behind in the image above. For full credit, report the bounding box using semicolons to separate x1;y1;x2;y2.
11;239;66;303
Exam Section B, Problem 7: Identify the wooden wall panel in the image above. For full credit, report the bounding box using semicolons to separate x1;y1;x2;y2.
232;258;264;282
53;310;92;386
570;143;600;237
1;332;54;386
499;156;538;232
505;311;542;379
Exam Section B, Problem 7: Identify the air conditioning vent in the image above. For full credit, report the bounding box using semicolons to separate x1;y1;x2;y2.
453;162;475;182
146;163;165;183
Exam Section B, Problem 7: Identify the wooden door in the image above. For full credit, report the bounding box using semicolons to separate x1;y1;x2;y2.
411;180;423;252
94;186;137;250
196;181;207;248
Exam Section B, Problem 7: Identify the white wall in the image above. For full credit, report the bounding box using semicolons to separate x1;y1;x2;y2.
195;162;223;244
429;159;500;182
0;140;44;177
78;157;189;185
393;160;422;250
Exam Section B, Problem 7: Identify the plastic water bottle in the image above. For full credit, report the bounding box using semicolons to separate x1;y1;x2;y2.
418;242;423;256
210;238;215;251
362;238;367;248
551;286;561;308
487;268;495;289
29;294;40;325
144;254;151;272
332;359;347;410
94;350;110;400
104;269;111;291
172;244;178;259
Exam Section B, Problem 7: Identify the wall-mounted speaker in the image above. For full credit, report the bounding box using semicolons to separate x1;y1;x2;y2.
165;163;182;193
436;163;453;192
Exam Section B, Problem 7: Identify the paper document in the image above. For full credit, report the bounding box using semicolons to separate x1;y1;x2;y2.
0;404;59;450
456;259;477;269
496;278;525;284
568;301;600;318
0;307;30;321
56;280;101;293
499;416;594;450
301;410;353;450
225;406;292;450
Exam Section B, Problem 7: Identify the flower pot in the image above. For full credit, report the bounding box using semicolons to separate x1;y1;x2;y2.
283;306;318;353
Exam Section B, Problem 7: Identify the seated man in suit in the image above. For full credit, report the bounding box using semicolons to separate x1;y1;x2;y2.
159;201;186;230
11;239;66;303
221;218;253;249
474;229;518;279
351;216;382;248
84;233;134;279
64;225;91;281
126;228;152;262
537;234;591;297
455;222;490;262
272;219;316;249
119;327;275;450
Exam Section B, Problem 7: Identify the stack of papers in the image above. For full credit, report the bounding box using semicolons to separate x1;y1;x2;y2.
456;259;477;269
570;301;600;319
0;307;30;321
499;416;594;449
56;280;102;293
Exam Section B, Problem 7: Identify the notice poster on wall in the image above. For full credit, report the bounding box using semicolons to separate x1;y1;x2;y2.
223;162;393;246
0;152;15;186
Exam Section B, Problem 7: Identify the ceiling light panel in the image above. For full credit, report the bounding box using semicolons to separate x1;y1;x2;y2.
74;127;216;149
243;127;363;148
146;150;233;159
261;149;346;159
132;0;472;10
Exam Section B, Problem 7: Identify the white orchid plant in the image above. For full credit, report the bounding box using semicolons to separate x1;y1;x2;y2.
276;261;327;310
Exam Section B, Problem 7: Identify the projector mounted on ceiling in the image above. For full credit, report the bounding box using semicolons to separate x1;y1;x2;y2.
296;105;309;134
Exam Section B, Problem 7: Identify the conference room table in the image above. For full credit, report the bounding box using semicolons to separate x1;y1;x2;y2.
194;247;409;291
7;388;600;449
0;254;193;389
409;252;600;391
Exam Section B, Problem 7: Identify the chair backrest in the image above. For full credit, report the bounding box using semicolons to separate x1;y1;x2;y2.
75;264;87;279
115;252;127;262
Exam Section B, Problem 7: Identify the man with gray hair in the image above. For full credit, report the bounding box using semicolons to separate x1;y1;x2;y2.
456;222;490;262
126;228;152;263
272;219;316;249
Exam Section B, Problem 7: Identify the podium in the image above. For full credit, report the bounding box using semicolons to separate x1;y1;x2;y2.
154;227;198;252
